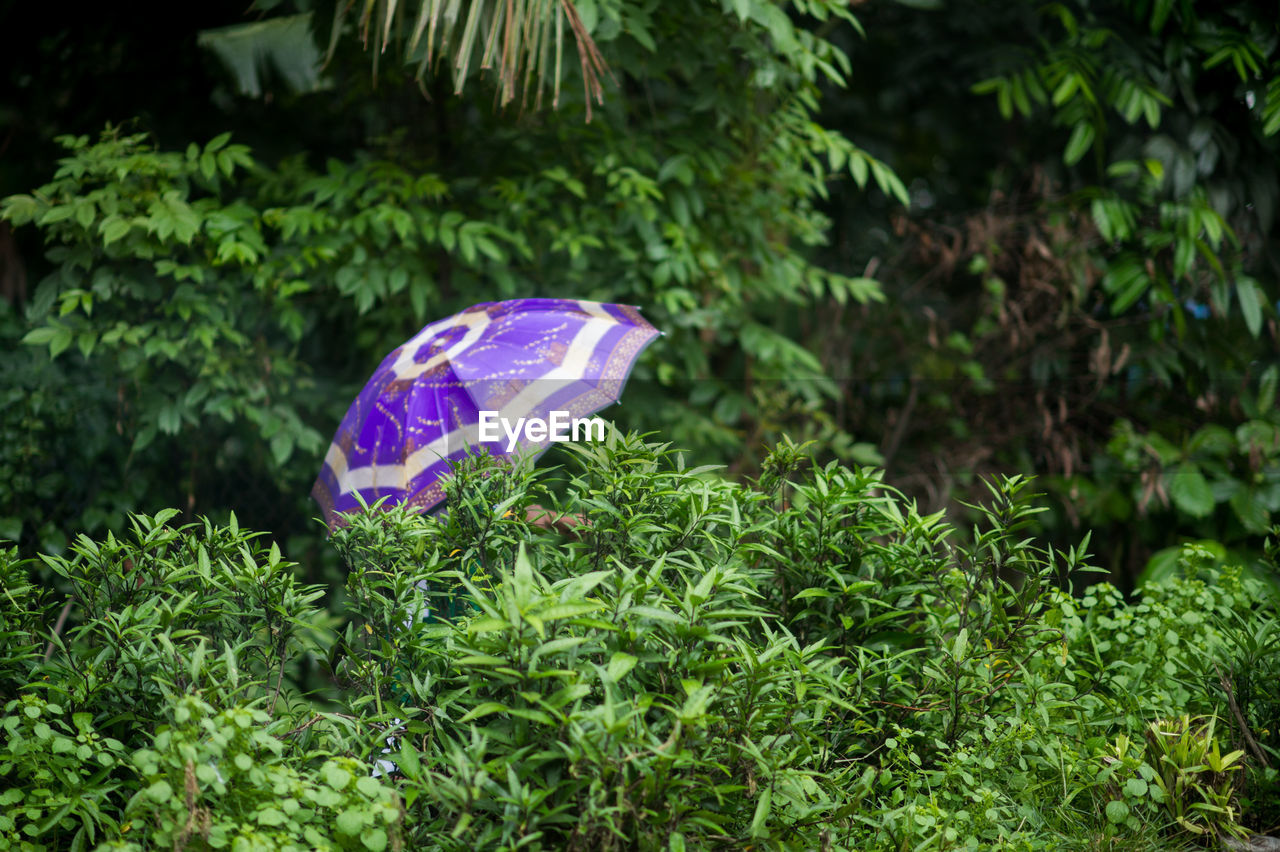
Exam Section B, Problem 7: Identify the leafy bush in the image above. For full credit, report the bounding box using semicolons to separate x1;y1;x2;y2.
2;437;1278;850
0;695;129;851
107;699;403;852
24;508;327;742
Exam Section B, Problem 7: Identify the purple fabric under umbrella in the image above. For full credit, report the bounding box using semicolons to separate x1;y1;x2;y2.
312;298;661;530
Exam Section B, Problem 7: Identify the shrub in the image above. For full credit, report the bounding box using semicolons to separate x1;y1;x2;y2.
0;694;129;851
2;436;1277;850
22;508;327;744
104;698;403;852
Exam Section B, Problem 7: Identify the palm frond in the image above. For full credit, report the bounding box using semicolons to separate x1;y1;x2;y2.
330;0;612;121
198;14;330;98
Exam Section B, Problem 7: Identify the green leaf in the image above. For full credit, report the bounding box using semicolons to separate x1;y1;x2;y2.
21;327;58;346
100;217;130;246
1230;490;1270;534
257;807;286;827
750;786;772;837
606;652;638;682
869;159;909;205
323;763;353;790
37;205;75;225
0;194;41;225
1168;464;1214;518
849;151;868;187
1237;276;1264;338
48;326;73;359
397;741;422;777
1123;778;1148;797
1259;365;1278;414
1150;0;1173;31
76;331;96;359
629;605;682;623
1106;799;1130;824
1103;258;1149;314
146;781;173;803
132;426;158;452
1063;123;1096;166
335;809;365;835
270;432;294;466
537;601;603;621
458;702;509;723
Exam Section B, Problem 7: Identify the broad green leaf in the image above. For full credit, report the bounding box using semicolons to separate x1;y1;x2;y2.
100;217;130;245
1168;464;1214;518
1229;491;1269;534
323;763;352;790
335;808;365;835
48;326;73;358
1106;800;1130;824
145;781;173;803
257;808;286;826
1123;778;1148;797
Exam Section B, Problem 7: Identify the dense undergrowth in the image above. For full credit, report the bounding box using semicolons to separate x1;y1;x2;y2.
2;436;1278;850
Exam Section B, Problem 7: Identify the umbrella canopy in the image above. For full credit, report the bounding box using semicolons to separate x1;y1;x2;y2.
312;298;660;530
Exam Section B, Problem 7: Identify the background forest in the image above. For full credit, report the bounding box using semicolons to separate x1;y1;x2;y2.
2;0;1280;849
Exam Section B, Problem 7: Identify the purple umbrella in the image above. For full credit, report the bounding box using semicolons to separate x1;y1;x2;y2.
312;298;660;530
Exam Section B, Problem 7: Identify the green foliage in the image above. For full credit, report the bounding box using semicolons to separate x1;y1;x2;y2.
330;438;857;848
0;129;316;457
2;438;1280;848
0;300;133;554
15;509;328;742
1053;557;1259;720
777;0;1280;590
322;439;1277;848
0;695;129;851
107;699;403;852
1145;715;1248;840
9;0;1280;844
0;543;48;687
2;0;901;559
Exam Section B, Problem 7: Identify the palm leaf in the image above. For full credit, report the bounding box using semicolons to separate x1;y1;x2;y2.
198;14;330;98
330;0;611;120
